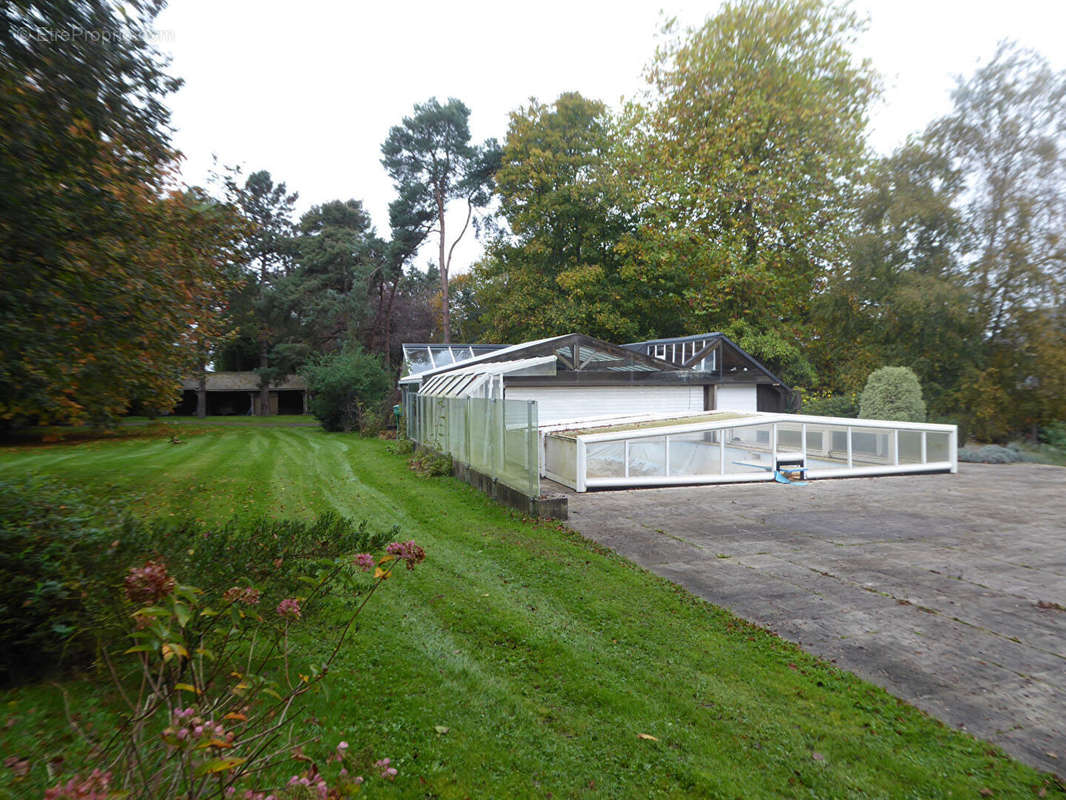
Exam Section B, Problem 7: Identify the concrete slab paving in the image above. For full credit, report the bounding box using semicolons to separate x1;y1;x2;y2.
562;462;1066;775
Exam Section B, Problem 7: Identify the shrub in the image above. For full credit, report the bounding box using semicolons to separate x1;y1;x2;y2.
52;540;425;798
859;366;927;422
958;444;1028;464
0;478;120;683
0;476;392;685
302;347;391;433
118;512;393;594
800;392;858;418
1039;421;1066;450
409;446;453;477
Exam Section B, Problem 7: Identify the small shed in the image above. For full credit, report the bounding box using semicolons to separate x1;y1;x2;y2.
175;372;308;416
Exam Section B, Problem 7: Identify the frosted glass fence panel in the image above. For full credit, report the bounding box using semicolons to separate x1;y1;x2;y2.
411;396;539;498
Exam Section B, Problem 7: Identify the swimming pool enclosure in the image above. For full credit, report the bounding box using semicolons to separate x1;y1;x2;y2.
541;412;958;492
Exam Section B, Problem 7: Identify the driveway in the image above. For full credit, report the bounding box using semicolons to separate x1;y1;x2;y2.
563;463;1066;775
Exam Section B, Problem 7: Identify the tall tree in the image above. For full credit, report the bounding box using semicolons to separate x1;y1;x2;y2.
219;169;298;413
472;93;679;342
0;0;241;426
811;142;978;411
381;98;500;342
632;0;880;382
930;42;1066;340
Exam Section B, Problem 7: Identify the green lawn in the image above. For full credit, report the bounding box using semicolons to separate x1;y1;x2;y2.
1;425;1062;798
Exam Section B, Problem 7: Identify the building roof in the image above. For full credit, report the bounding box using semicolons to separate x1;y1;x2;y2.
181;372;307;392
401;343;509;377
400;334;678;386
623;332;790;389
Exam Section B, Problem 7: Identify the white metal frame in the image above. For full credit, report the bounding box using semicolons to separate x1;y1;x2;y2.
544;412;958;492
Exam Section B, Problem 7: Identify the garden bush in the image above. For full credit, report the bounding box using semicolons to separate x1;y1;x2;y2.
409;446;453;477
0;477;391;685
0;478;120;683
302;346;392;433
957;444;1029;463
859;366;927;422
1039;421;1066;450
800;392;858;418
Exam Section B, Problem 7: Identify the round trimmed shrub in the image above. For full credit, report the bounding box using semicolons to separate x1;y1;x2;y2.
859;366;927;422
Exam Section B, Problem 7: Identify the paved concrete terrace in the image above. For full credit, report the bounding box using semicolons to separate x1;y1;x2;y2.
562;463;1066;776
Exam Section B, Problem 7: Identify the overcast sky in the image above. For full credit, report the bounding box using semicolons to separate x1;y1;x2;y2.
156;0;1066;274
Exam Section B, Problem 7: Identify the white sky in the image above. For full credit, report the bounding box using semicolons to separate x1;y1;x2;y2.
156;0;1066;275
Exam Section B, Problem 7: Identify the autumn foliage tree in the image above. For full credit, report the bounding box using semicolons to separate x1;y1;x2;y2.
631;0;880;382
0;1;243;427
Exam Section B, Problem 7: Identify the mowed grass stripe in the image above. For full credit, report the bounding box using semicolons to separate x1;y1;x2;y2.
0;426;1060;799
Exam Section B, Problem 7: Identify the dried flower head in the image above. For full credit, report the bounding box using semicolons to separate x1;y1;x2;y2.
124;560;176;604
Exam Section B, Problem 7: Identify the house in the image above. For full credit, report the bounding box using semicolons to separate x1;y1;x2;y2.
399;332;792;425
400;333;957;506
175;372;308;416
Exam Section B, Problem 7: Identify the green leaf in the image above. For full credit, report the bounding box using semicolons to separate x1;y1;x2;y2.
194;756;247;776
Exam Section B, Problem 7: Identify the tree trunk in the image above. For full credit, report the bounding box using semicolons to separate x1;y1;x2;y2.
437;190;450;344
383;275;400;370
258;334;270;416
196;360;207;418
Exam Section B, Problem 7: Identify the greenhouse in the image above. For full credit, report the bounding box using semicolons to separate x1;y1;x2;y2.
542;411;958;492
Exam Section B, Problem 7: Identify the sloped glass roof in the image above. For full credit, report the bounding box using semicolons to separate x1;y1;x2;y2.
401;344;508;377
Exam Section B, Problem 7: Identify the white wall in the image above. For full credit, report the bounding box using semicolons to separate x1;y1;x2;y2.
715;384;758;413
505;385;703;425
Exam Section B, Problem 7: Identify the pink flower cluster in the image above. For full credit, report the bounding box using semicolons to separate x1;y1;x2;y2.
43;769;112;800
287;770;328;799
124;560;176;604
276;597;301;621
353;553;375;572
223;586;262;606
375;757;398;780
162;707;235;749
385;540;426;570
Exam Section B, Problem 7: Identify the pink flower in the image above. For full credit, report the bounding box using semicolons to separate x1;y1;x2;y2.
276;597;301;620
385;540;426;570
353;553;375;572
374;757;398;780
223;586;262;605
124;560;176;604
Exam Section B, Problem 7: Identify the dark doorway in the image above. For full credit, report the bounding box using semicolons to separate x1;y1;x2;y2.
206;391;252;416
277;390;304;415
173;390;198;415
756;384;787;412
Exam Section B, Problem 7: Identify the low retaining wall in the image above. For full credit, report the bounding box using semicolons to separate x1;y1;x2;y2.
452;461;568;520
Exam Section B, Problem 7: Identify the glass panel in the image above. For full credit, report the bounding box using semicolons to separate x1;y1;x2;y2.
927;431;951;462
586;441;625;478
850;426;892;466
776;422;804;453
403;347;432;375
628;436;666;477
801;423;848;469
899;430;923;464
545;436;576;485
668;430;722;476
431;347;455;366
723;425;774;474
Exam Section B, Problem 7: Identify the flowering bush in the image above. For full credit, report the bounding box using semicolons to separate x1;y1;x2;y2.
46;538;424;799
